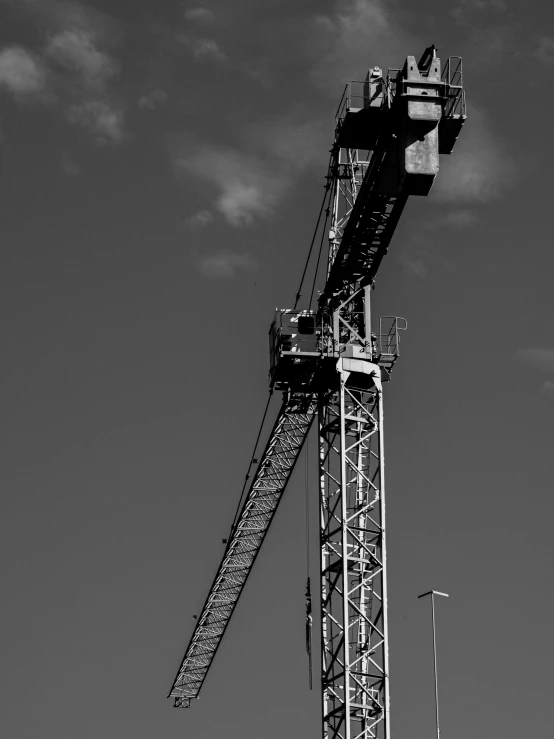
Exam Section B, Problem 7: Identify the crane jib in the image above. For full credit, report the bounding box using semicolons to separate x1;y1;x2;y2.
168;393;316;707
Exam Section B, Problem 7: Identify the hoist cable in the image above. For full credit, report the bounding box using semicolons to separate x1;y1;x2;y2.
304;432;313;690
305;432;310;575
293;187;329;310
305;576;313;690
230;389;274;534
308;202;331;312
293;151;335;310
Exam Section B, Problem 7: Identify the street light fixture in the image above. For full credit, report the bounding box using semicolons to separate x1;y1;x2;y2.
418;590;450;739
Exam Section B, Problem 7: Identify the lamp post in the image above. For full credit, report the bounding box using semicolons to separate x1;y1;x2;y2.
418;590;450;739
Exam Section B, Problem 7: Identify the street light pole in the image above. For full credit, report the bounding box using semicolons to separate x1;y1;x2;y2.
418;590;450;739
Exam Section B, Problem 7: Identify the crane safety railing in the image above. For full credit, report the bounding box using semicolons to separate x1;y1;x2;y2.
336;57;465;134
335;78;386;127
269;310;407;365
168;392;316;707
377;316;407;358
386;68;401;108
335;83;349;125
442;55;463;87
388;57;466;118
441;56;466;118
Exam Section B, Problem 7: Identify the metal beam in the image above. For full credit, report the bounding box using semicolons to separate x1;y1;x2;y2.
319;362;389;739
168;392;316;706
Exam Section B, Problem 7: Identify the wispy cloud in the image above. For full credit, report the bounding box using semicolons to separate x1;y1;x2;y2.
138;88;167;110
431;210;479;228
0;0;124;143
197;251;256;279
312;0;511;93
176;33;228;63
66;100;124;143
405;106;514;272
398;236;433;278
175;144;283;225
451;0;507;23
534;37;554;65
60;148;81;175
518;349;554;395
449;0;514;69
45;28;118;90
466;0;506;8
310;0;417;93
255;118;326;170
183;7;216;23
191;38;227;62
310;0;515;210
184;210;214;229
2;0;118;39
171;118;324;227
432;106;516;203
518;348;554;373
0;46;48;98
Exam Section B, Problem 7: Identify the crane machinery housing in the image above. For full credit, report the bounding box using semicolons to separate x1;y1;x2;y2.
168;45;466;739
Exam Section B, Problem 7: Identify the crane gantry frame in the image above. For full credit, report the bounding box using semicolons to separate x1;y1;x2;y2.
168;46;466;739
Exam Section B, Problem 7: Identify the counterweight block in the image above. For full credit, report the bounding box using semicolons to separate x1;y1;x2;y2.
336;46;466;197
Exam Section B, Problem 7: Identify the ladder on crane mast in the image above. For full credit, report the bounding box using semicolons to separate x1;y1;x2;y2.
167;46;466;739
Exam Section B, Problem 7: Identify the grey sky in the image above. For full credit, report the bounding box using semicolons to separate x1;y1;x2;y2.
1;1;553;738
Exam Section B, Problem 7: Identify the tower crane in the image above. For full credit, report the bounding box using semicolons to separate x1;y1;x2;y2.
168;46;466;739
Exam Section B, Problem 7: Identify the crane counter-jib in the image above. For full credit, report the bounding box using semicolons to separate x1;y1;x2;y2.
322;51;465;304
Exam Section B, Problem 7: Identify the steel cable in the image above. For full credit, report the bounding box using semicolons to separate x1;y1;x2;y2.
293;187;329;310
308;202;331;312
230;389;274;533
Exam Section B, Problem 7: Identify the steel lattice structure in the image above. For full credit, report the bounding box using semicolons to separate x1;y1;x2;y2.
319;365;388;739
169;392;316;707
167;47;466;739
317;84;393;737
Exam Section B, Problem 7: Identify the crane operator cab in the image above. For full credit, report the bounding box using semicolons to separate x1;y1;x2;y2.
269;310;319;390
269;310;407;391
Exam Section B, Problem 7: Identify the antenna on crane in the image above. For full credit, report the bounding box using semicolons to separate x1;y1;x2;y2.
167;46;466;739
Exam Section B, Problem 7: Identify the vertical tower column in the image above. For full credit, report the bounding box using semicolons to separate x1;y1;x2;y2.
319;360;389;739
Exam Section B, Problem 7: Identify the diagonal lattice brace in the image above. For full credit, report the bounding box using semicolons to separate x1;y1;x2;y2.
168;392;316;707
320;361;389;739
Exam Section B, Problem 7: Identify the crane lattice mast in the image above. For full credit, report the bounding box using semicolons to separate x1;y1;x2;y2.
168;47;466;739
